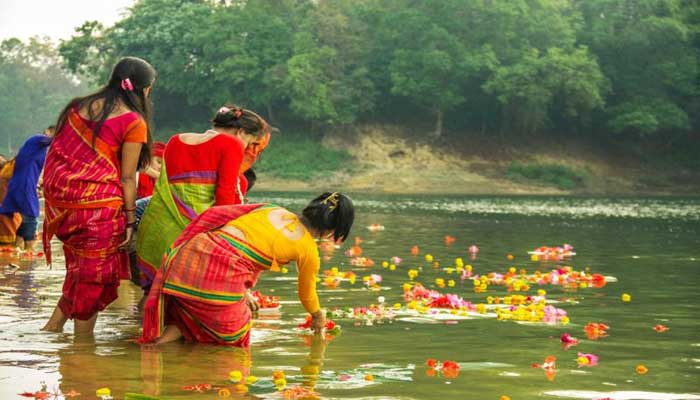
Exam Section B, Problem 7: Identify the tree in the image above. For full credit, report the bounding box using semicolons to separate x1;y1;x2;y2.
0;37;86;155
577;0;699;139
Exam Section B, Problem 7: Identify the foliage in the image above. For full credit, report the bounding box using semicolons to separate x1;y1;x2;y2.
506;161;589;190
2;0;698;165
0;37;87;155
254;132;353;181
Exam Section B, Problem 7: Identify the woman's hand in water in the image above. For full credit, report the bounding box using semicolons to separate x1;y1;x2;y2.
245;290;260;313
310;311;326;335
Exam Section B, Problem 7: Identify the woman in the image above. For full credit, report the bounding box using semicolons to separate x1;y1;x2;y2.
41;56;156;335
140;192;354;346
135;105;271;292
0;126;54;251
0;157;22;245
137;141;166;199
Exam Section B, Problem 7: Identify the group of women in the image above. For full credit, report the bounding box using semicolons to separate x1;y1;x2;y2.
37;56;355;347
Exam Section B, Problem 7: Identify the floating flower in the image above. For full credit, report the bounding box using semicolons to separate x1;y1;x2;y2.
560;333;579;350
621;293;631;302
425;254;434;262
636;365;648;375
411;246;419;256
468;245;479;253
653;324;669;333
576;352;599;367
229;370;243;383
584;322;609;340
532;356;556;381
444;235;456;245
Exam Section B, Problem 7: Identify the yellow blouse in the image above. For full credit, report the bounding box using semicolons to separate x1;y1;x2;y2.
225;206;321;313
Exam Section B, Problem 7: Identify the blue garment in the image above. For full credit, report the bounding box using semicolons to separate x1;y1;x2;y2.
0;134;51;218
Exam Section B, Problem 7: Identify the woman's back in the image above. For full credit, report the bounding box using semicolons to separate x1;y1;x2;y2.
163;133;245;215
44;107;146;205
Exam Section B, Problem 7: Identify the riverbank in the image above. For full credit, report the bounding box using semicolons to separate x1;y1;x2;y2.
255;126;700;196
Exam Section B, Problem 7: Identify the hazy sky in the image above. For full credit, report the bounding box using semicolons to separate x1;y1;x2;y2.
0;0;136;42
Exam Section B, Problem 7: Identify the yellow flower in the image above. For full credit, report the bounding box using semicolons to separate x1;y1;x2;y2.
425;254;434;262
621;293;631;302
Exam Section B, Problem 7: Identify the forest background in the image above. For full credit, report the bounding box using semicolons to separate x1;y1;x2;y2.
1;0;698;194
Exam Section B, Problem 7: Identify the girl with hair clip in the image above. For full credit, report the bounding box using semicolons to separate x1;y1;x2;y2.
41;56;156;335
140;192;355;346
135;104;272;294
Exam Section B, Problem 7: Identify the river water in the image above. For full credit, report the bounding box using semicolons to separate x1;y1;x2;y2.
1;194;699;399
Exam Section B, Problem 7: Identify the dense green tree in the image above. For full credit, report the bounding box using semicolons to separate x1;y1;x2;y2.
51;0;699;150
0;37;86;155
578;0;699;138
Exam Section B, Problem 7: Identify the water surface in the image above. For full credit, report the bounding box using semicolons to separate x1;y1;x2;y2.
1;194;699;399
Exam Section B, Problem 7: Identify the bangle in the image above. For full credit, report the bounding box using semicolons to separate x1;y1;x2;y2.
124;206;136;212
126;221;137;228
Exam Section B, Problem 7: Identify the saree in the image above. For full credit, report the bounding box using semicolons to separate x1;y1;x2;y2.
42;108;140;319
135;162;218;290
0;160;21;244
141;203;269;346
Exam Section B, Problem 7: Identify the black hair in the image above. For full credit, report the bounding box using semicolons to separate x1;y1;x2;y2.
302;192;355;242
243;168;257;191
212;103;271;138
54;56;157;169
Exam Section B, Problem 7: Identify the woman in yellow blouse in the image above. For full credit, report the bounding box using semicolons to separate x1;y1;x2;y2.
140;192;354;346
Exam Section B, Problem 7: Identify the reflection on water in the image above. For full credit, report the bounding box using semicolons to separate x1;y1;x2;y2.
1;194;699;399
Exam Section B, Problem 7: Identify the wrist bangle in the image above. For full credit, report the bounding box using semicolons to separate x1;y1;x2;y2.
124;206;136;212
126;221;137;228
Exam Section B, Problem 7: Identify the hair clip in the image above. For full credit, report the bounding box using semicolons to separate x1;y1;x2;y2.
121;78;134;91
219;106;231;114
321;192;339;211
234;109;243;118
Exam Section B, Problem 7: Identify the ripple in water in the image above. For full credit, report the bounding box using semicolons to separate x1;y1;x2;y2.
257;194;700;220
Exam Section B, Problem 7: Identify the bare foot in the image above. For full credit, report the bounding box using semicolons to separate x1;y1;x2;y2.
41;305;68;332
40;323;63;332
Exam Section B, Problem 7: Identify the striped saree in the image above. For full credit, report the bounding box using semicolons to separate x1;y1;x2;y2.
42;108;132;320
140;204;271;346
135;162;219;290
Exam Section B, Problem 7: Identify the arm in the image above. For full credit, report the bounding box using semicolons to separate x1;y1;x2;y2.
215;136;245;205
297;242;325;333
119;119;147;248
120;142;142;247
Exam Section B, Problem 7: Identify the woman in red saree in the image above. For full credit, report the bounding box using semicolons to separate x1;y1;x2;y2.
41;57;157;336
140;192;354;346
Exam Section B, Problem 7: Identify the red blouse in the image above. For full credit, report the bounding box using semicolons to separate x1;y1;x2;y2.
164;133;245;205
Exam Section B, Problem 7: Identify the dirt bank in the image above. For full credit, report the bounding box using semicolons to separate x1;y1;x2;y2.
255;126;700;196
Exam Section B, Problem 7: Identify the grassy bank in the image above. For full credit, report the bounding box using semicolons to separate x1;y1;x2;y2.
255;133;354;181
253;126;700;195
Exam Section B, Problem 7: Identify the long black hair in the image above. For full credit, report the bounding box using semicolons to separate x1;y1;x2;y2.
54;56;157;169
302;192;355;242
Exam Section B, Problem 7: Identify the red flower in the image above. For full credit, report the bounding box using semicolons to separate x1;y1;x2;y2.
426;358;438;368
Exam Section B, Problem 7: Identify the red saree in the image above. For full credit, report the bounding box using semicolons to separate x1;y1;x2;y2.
43;108;146;320
140;203;269;346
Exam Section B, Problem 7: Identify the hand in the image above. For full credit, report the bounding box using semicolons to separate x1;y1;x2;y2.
245;290;260;313
118;226;134;251
310;311;326;335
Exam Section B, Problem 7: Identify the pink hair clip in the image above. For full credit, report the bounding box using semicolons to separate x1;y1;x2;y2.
219;107;231;114
121;78;134;91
